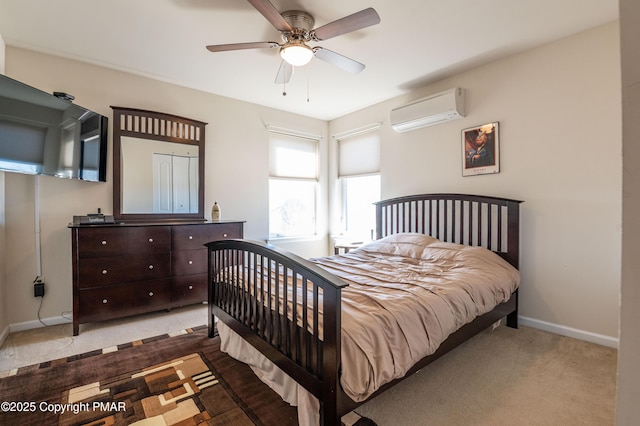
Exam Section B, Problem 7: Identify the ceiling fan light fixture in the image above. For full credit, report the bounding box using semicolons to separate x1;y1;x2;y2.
280;43;314;66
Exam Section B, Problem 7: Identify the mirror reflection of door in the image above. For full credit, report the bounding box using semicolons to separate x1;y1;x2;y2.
121;136;199;214
152;153;198;213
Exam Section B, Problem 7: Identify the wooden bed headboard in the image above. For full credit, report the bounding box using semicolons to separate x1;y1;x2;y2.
375;193;523;268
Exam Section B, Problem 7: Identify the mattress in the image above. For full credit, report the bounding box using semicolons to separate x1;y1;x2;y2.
310;233;520;402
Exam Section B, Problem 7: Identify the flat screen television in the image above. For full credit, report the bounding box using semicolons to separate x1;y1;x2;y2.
0;74;108;182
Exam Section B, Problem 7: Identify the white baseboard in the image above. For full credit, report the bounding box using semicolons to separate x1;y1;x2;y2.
9;314;72;334
519;316;619;349
1;314;620;350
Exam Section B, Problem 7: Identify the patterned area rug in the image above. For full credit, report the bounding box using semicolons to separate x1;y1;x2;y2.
58;352;243;425
0;325;298;425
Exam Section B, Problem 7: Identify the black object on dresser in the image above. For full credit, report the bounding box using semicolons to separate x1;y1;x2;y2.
70;221;243;335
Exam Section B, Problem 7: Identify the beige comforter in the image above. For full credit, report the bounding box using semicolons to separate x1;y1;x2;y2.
310;233;520;402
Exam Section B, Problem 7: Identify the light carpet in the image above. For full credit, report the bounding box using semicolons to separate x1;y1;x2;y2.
354;324;617;425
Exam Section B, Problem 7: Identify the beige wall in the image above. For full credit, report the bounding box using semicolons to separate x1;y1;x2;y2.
3;46;329;329
330;22;622;345
617;0;640;422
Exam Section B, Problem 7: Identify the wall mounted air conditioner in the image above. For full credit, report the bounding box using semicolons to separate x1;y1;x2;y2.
390;88;465;132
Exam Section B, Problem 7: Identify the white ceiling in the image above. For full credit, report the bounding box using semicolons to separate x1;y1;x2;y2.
0;0;618;120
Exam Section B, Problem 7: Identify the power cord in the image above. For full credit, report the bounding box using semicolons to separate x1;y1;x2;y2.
32;277;74;327
34;275;47;327
36;292;47;327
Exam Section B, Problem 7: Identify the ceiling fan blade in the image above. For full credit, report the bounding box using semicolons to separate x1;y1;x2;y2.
246;0;292;32
311;7;380;41
206;41;279;52
275;61;293;84
313;47;365;74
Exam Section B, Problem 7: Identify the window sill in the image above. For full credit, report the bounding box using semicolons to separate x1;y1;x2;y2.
267;234;325;244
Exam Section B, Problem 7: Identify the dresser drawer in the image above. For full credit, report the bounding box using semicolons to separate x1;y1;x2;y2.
76;227;129;258
78;253;171;288
78;279;171;322
172;273;207;304
172;224;212;251
210;223;243;240
127;226;171;253
171;248;207;276
75;226;171;258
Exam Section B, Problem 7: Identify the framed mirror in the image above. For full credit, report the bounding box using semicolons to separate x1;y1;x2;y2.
111;106;206;222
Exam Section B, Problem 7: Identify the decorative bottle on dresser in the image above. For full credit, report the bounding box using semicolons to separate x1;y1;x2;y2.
211;201;221;220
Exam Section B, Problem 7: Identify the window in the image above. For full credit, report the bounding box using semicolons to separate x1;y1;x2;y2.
269;131;319;238
337;128;381;241
341;174;380;240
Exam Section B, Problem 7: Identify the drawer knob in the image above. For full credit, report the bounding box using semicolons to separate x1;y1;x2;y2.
101;240;107;245
188;260;193;265
149;292;154;297
148;238;154;243
148;265;154;270
189;235;193;240
188;285;193;290
102;269;108;275
102;299;108;304
223;233;228;237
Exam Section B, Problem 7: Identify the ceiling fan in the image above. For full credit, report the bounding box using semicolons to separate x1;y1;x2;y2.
206;0;381;84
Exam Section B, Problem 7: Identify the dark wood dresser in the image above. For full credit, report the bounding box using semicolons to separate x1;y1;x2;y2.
70;220;243;335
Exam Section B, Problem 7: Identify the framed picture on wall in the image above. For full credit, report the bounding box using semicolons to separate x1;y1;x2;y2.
462;122;500;176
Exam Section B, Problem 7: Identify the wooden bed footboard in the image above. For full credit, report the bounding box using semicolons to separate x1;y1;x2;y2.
206;239;348;425
207;193;523;425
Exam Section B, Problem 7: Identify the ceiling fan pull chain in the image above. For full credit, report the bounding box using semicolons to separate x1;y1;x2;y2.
307;63;311;102
282;62;287;96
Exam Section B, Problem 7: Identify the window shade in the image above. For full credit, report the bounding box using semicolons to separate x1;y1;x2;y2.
338;131;380;177
269;132;318;179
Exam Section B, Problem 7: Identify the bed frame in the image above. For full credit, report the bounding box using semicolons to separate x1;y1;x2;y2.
206;193;523;425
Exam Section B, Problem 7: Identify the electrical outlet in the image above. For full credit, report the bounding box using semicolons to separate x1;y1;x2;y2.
34;282;45;297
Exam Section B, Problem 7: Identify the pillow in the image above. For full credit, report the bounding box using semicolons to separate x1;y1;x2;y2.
356;233;439;258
